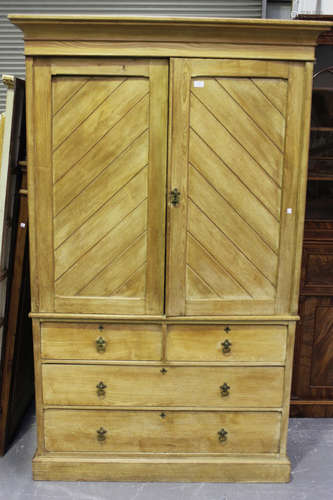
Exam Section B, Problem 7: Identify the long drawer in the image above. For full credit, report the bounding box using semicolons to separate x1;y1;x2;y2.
42;365;284;408
41;323;162;361
167;324;287;362
44;409;281;454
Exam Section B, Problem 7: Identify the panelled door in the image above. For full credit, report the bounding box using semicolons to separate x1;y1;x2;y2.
167;58;306;316
31;58;168;315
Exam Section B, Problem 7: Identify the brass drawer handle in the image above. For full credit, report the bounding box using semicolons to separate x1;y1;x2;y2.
221;339;232;354
97;427;107;442
96;381;107;397
218;428;228;442
220;382;230;397
96;336;107;353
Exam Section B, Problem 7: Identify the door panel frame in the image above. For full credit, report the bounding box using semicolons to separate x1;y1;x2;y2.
30;57;168;315
166;57;310;316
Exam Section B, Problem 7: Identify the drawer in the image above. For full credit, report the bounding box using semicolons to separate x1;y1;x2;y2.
167;324;287;362
41;323;162;361
44;409;281;454
42;365;284;408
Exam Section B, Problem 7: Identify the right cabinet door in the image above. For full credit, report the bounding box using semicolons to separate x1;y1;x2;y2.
167;58;309;316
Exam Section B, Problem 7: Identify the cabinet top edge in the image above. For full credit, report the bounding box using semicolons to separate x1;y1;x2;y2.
8;14;331;48
7;14;332;28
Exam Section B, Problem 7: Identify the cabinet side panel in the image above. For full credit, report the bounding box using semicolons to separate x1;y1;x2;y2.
33;59;54;312
290;62;314;313
25;57;39;311
275;62;313;314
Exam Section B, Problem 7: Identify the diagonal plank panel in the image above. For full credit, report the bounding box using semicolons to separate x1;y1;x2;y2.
54;167;147;280
78;233;147;296
189;166;278;281
190;95;281;217
55;200;147;296
186;267;219;299
52;76;88;115
112;263;146;298
253;79;288;116
187;235;250;299
217;78;286;151
54;131;148;248
189;129;280;242
53;78;149;182
191;79;283;185
188;201;275;299
54;98;148;216
53;77;124;149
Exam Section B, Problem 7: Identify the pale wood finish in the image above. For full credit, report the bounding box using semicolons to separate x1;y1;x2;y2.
41;323;162;361
11;15;325;483
167;325;287;362
280;322;296;455
31;320;45;455
25;57;39;312
290;61;315;314
22;41;316;62
167;59;292;316
44;409;281;454
42;364;284;408
31;58;167;315
32;60;54;312
275;63;312;314
31;313;298;322
32;455;291;482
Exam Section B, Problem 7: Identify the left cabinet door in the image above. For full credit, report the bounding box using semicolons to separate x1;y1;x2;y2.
28;58;168;315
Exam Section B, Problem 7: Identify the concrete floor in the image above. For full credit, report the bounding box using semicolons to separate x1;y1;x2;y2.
0;407;332;500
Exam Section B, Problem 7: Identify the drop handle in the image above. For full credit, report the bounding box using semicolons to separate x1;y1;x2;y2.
221;339;232;354
96;336;107;352
96;427;107;442
96;381;107;397
220;382;230;397
218;428;228;442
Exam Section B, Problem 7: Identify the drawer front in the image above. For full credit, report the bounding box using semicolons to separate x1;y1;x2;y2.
44;409;281;454
167;324;287;362
41;323;162;361
42;365;284;408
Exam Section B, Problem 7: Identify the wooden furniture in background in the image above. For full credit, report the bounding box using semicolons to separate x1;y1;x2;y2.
0;76;34;454
10;14;329;482
291;14;333;418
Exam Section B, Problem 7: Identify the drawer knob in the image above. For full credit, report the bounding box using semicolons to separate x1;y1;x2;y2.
96;336;107;353
96;427;107;442
221;339;232;354
218;428;228;442
96;381;107;397
220;382;230;397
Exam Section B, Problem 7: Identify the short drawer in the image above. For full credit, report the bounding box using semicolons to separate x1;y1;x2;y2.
167;324;287;362
44;409;281;454
41;323;162;361
42;365;284;408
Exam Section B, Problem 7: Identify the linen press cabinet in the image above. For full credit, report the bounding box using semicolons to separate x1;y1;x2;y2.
10;15;330;482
